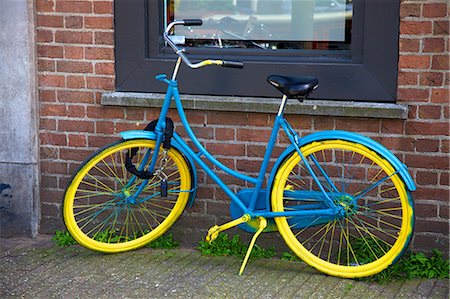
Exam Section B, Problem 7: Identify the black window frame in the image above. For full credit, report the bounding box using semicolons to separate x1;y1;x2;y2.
115;0;400;102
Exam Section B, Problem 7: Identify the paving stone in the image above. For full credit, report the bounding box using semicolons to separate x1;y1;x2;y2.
0;236;448;299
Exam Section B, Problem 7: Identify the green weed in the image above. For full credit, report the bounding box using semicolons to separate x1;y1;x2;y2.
197;233;276;259
348;237;449;283
280;251;302;262
367;249;450;283
145;233;179;249
52;230;76;246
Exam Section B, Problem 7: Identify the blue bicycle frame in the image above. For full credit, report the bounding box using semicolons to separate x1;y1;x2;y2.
131;72;341;223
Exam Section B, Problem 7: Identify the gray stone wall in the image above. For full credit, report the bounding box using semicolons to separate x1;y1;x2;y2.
0;0;39;237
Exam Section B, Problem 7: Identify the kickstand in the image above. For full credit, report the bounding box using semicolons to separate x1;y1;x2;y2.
239;217;267;276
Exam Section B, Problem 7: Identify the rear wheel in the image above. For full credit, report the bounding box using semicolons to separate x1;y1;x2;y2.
63;139;191;253
272;140;414;278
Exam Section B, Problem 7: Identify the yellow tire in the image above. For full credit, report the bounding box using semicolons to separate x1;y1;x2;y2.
63;139;191;253
272;140;414;278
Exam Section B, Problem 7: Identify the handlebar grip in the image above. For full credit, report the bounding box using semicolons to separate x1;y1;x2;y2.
221;61;244;69
183;19;203;26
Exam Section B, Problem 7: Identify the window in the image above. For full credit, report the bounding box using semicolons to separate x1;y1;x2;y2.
115;0;400;102
167;0;352;51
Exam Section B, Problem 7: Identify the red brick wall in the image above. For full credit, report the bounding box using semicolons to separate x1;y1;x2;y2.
36;0;449;252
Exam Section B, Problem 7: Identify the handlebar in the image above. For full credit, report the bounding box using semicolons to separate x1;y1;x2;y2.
164;19;244;69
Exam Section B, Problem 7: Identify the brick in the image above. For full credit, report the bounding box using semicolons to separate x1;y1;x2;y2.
433;20;449;35
423;3;447;18
376;137;414;152
431;88;449;103
94;1;113;14
41;175;57;188
399;38;420;52
66;76;85;89
215;128;235;141
398;71;419;85
313;116;334;130
406;154;449;170
400;3;421;18
66;105;85;118
416;171;438;185
408;105;418;119
124;108;145;121
207;111;249;126
423;38;446;53
442;140;450;153
40;132;66;146
94;62;114;75
55;31;93;44
40;118;57;130
398;55;430;69
415;219;449;233
191;126;214;139
84;17;113;29
440;172;449;186
86;77;114;90
57;91;95;103
415;203;438;218
415;138;440;152
65;16;83;29
400;21;432;35
406;121;449;136
237;128;271;142
205;143;245;156
37;15;63;28
431;55;449;70
88;135;118;148
335;118;380;133
36;0;55;12
87;106;123;119
115;122;144;132
55;1;92;13
381;119;404;134
94;32;114;45
397;88;429;102
85;47;114;60
59;120;94;133
37;45;63;58
41;202;60;218
60;148;92;161
40;104;66;117
39;90;56;102
418;105;441;119
96;121;115;134
57;61;93;73
38;74;65;88
38;59;55;72
37;29;53;43
64;46;84;59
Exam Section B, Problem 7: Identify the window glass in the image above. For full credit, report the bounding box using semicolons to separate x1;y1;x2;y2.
165;0;352;50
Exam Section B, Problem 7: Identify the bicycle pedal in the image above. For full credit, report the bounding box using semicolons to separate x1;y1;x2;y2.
205;225;220;243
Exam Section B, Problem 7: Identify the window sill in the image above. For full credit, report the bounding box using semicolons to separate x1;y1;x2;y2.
101;92;408;119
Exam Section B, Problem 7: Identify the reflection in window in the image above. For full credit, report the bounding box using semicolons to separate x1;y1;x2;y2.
165;0;353;50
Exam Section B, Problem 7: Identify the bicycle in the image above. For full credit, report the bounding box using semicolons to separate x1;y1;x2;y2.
63;19;415;278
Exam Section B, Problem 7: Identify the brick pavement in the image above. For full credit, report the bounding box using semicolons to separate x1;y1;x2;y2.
0;235;448;298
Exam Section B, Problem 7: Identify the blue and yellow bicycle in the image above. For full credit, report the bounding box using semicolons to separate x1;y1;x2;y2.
63;20;415;278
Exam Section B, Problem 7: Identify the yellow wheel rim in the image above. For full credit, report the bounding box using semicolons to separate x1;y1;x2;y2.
272;140;413;278
63;139;191;253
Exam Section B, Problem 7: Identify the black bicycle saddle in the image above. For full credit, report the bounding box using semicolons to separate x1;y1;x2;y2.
267;75;319;98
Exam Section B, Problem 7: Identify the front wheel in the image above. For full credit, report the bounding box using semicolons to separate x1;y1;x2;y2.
63;139;192;253
271;139;414;278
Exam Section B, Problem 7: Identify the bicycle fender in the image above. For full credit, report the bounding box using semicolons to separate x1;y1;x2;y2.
119;130;198;208
267;130;416;205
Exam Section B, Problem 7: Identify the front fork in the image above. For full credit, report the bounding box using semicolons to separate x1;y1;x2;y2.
124;133;168;204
